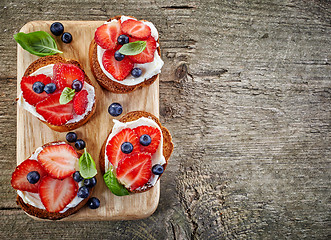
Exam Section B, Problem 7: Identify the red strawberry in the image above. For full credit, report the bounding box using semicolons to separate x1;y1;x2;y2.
21;74;52;106
133;126;161;154
73;90;88;115
128;36;157;63
121;19;151;40
37;144;78;179
95;21;122;50
11;159;48;193
53;63;85;90
102;49;134;81
106;128;140;168
116;152;152;191
36;92;74;126
39;176;78;213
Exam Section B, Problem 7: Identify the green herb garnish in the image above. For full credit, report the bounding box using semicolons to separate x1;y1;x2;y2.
79;149;97;179
118;41;146;56
103;167;129;196
59;87;75;104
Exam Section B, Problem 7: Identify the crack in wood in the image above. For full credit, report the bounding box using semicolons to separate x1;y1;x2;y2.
161;5;196;10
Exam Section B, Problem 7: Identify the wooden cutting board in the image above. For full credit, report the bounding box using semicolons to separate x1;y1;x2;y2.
16;21;160;221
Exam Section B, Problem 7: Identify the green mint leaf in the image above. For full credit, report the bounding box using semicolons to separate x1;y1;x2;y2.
118;41;146;56
79;149;97;179
14;31;63;57
103;167;129;196
59;87;75;104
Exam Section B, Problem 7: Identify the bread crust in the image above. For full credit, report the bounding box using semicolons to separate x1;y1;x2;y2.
89;16;161;93
22;55;97;132
99;111;173;193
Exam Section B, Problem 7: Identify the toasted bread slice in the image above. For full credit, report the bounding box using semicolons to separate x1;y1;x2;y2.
21;55;97;132
89;16;161;93
99;111;173;193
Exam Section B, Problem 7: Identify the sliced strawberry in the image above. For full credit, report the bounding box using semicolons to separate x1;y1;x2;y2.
11;159;48;193
39;176;78;213
116;152;152;191
37;143;78;179
102;49;134;81
36;92;74;126
53;63;85;90
133;126;161;154
73;90;88;115
121;19;151;40
95;21;122;50
21;74;52;106
106;128;140;168
128;36;157;63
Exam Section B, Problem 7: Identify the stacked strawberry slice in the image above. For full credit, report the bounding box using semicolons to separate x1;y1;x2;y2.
11;144;79;213
105;126;162;191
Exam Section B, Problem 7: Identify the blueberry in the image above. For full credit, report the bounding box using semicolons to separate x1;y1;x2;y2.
61;32;72;43
117;35;129;45
84;177;97;188
50;22;64;36
73;171;83;182
87;197;100;209
77;186;89;198
32;81;44;94
72;79;83;92
44;83;56;94
66;132;77;143
131;68;142;78
140;134;151;146
75;139;86;150
121;142;133;154
152;164;164;175
27;171;40;184
114;51;125;61
108;103;123;117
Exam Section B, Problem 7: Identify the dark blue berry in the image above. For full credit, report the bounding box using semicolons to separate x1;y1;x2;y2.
114;51;125;61
140;134;151;146
121;142;133;154
44;83;56;94
84;177;97;188
75;139;86;150
32;81;44;94
117;35;129;45
73;171;83;182
66;132;77;143
131;68;142;78
61;32;72;43
108;103;123;117
77;186;89;198
152;164;164;175
27;171;40;184
87;197;100;209
50;22;64;36
72;79;83;92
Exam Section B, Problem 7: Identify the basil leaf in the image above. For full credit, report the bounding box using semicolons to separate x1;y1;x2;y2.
14;31;63;57
103;168;129;196
79;149;97;179
59;87;75;104
118;41;146;55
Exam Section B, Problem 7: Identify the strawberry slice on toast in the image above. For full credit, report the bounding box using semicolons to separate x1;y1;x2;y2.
73;89;88;115
128;36;157;64
121;19;151;40
21;74;52;106
95;20;122;50
133;126;161;154
53;63;85;90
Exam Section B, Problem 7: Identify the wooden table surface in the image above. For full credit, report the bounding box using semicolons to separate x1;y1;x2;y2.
0;0;330;239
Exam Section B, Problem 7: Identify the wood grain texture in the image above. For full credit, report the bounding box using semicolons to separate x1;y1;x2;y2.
0;0;330;239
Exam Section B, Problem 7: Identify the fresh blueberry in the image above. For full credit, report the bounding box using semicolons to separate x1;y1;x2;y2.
72;79;83;92
114;51;125;61
66;132;77;143
61;32;72;43
84;177;97;188
77;186;89;198
108;103;123;117
32;81;44;94
75;139;86;150
50;22;64;36
73;171;83;182
117;35;129;45
152;164;164;175
44;83;56;94
131;68;142;78
87;197;100;209
140;134;151;146
121;142;133;154
27;171;40;184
